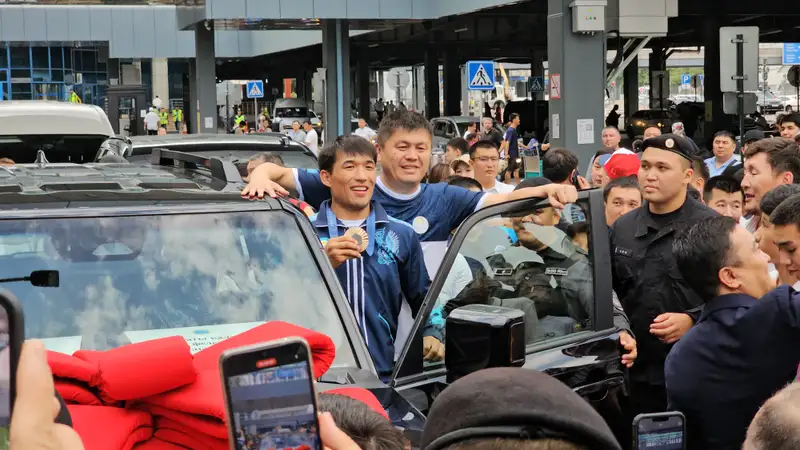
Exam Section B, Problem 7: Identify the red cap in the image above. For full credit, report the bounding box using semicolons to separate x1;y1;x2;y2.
327;387;389;419
604;153;640;180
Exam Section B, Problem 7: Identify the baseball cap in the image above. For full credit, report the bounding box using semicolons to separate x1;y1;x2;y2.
421;368;622;450
604;153;641;179
743;129;766;143
641;134;696;161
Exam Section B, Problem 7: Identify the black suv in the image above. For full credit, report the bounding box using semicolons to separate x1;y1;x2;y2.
0;151;626;446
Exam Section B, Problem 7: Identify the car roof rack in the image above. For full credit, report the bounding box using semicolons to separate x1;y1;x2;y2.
150;148;242;184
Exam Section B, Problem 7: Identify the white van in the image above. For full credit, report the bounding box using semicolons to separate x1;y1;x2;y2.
0;101;115;163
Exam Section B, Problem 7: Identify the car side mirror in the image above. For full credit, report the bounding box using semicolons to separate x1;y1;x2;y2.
444;304;526;384
30;270;60;287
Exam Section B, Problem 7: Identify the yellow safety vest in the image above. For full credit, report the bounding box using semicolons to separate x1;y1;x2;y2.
69;91;82;103
159;111;168;125
235;114;245;125
173;109;183;122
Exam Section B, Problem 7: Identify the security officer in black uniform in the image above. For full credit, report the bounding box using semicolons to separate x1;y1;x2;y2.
610;134;718;418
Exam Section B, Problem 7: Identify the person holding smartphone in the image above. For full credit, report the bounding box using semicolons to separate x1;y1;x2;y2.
310;135;445;377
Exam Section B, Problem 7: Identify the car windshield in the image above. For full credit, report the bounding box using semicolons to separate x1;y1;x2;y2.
128;149;318;170
0;210;356;367
0;135;109;164
275;108;309;118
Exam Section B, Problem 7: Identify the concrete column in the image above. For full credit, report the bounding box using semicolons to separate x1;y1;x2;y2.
192;25;217;134
547;0;606;170
187;60;198;133
107;58;120;85
151;58;170;108
531;50;546;101
703;17;725;147
442;50;461;116
623;56;639;124
424;48;440;119
356;57;371;121
322;19;352;138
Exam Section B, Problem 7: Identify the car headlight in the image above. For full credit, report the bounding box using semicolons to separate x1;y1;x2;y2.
657;122;663;127
634;120;647;127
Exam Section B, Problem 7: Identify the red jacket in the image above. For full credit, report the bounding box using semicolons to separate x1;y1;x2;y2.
48;321;351;450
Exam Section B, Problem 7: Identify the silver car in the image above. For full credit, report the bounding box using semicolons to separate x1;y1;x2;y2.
430;116;504;167
270;98;322;135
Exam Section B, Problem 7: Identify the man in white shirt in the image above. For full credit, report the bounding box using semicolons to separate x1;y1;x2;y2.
704;130;741;177
469;140;514;194
144;107;160;136
302;121;319;156
353;118;377;143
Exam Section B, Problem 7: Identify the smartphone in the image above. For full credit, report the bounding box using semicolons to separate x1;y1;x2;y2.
633;412;686;450
0;291;24;450
220;337;321;450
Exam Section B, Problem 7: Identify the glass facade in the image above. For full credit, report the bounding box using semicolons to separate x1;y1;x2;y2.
0;45;107;106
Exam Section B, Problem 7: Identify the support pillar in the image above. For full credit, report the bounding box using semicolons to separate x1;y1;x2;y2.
322;19;352;138
442;50;461;116
191;25;217;134
151;58;170;108
623;57;639;124
648;47;667;109
547;0;606;170
356;56;371;121
703;17;725;147
107;58;120;85
424;49;440;119
531;50;546;101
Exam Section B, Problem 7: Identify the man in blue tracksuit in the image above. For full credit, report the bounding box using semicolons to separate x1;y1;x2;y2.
309;135;444;377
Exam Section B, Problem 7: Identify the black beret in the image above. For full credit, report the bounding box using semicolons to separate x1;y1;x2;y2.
514;176;553;191
420;368;622;450
641;133;696;161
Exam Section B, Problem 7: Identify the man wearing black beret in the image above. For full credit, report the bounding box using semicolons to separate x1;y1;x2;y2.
421;367;622;450
609;134;718;419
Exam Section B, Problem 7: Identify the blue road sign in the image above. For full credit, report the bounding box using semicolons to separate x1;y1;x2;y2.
529;76;544;93
467;61;495;91
246;80;264;99
784;43;800;65
681;74;691;85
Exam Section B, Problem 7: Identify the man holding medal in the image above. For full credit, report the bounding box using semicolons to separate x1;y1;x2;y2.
309;135;444;377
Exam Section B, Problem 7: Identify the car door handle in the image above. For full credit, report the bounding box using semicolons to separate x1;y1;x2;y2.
574;375;625;398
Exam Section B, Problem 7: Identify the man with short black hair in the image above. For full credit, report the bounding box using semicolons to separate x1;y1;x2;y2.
689;155;710;201
740;137;800;232
778;112;800;139
302;120;319;156
542;148;580;185
705;131;741;177
445;137;469;164
469;140;513;194
603;176;642;226
310;135;444;376
703;176;744;222
744;383;800;450
318;392;407;450
501;113;522;183
601;126;622;150
667;215;800;449
755;184;800;285
610;134;718;418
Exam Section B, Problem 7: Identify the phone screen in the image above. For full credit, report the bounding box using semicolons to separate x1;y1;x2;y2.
636;414;685;450
0;306;9;449
225;356;320;450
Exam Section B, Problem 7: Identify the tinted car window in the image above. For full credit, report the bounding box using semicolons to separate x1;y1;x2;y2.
275;108;309;118
426;200;594;366
0;211;355;366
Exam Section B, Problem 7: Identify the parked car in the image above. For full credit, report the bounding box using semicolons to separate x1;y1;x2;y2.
755;90;784;114
270;98;322;135
430;116;505;167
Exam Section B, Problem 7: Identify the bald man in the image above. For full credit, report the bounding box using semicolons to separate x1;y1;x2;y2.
744;383;800;450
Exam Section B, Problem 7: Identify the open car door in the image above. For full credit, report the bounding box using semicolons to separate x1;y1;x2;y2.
388;189;628;444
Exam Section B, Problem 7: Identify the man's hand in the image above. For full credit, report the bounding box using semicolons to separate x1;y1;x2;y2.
325;236;362;269
423;336;445;361
242;178;289;200
619;331;637;368
576;175;592;190
541;184;578;209
650;313;694;344
11;340;85;450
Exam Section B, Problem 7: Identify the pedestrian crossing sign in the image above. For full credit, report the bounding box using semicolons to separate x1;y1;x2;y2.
530;76;544;93
246;80;264;99
467;61;495;91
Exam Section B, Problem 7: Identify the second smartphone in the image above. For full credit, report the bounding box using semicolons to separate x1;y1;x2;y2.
220;337;322;450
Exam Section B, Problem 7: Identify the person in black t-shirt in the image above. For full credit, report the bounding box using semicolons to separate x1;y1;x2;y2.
480;117;504;148
501;113;522;183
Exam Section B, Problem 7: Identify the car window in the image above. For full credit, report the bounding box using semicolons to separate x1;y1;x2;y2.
630;111;649;120
0;211;356;367
274;108;309;118
433;121;448;138
445;122;457;138
419;201;594;368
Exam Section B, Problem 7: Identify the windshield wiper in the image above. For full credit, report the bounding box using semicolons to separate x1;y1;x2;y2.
0;270;60;287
